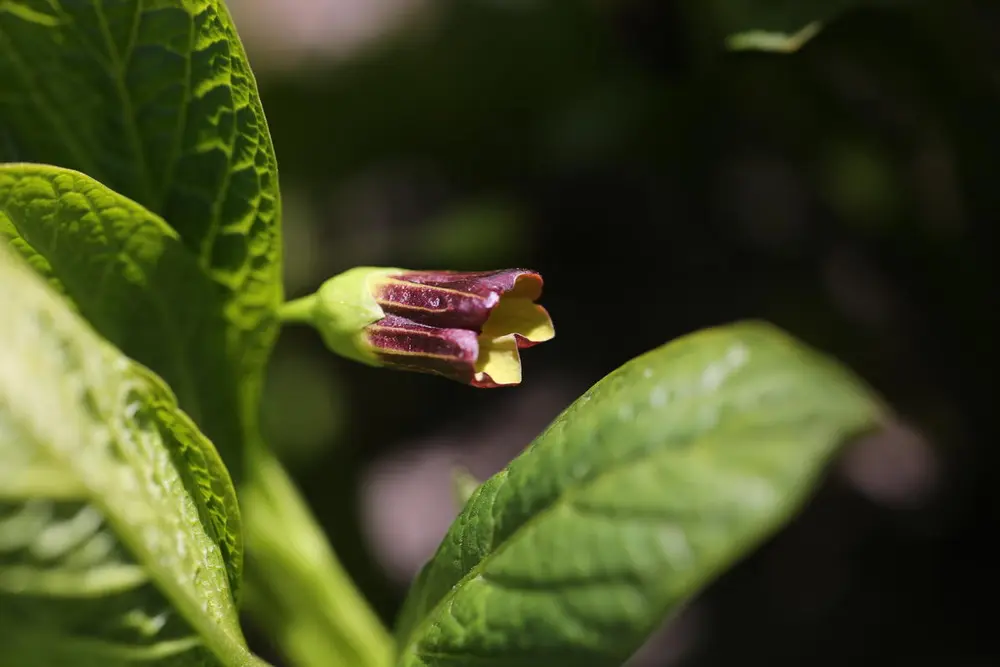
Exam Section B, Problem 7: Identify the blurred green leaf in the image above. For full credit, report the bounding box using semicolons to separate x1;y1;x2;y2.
395;322;884;666
411;200;526;267
726;22;824;52
0;0;283;463
261;350;345;464
706;0;899;52
0;244;263;667
820;141;901;229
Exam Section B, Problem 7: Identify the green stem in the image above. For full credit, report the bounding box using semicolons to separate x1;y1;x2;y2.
241;444;394;667
279;294;319;323
246;654;278;667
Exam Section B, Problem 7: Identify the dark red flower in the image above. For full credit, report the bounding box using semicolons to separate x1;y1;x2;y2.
282;268;554;387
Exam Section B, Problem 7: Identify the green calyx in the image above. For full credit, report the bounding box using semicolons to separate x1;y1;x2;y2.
279;267;401;366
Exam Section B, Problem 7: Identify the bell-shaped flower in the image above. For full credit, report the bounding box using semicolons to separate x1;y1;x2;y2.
281;267;554;387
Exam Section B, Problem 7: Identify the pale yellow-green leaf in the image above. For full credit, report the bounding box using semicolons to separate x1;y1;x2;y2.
0;244;265;667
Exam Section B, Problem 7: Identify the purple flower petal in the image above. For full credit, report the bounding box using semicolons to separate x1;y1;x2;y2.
366;315;481;385
360;269;550;387
373;269;544;330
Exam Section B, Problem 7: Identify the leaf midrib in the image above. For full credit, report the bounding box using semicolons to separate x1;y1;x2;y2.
93;0;155;207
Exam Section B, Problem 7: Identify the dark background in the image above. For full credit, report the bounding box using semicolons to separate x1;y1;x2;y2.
233;1;999;664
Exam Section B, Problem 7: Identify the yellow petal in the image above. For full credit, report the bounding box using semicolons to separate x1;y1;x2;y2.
473;334;522;386
481;297;555;343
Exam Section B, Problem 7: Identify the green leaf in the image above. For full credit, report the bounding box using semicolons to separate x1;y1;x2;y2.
0;0;283;461
0;163;248;472
0;243;262;667
394;322;885;666
450;467;481;510
704;0;899;52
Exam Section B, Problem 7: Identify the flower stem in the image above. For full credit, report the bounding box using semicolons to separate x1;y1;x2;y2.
245;654;278;667
241;444;394;667
279;294;319;323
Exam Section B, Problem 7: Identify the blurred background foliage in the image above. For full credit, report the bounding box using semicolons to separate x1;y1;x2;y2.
235;0;998;664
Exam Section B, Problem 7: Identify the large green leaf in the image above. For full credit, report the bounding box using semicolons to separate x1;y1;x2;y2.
0;243;261;667
0;164;247;468
0;0;283;461
395;322;884;666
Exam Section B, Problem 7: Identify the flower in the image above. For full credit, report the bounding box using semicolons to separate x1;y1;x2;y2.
280;267;554;387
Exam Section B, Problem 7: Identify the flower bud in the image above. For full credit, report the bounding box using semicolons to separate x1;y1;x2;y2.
281;267;554;387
